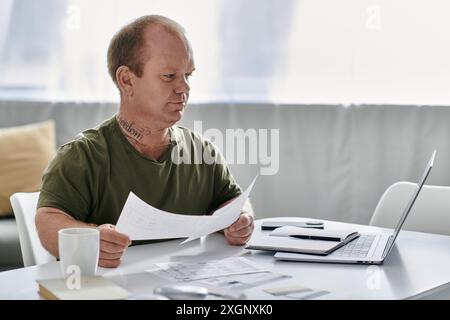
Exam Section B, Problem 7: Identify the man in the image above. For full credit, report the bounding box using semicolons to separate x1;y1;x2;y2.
35;15;254;268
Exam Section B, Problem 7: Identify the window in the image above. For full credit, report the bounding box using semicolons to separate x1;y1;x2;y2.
1;0;450;105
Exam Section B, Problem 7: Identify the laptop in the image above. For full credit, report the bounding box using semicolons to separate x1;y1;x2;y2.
274;150;436;265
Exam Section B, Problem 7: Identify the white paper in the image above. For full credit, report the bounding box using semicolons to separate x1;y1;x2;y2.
286;289;330;300
147;257;269;282
181;175;258;244
115;175;258;242
198;272;291;289
115;192;211;240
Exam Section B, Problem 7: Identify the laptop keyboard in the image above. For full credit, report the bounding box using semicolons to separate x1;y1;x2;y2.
330;234;376;258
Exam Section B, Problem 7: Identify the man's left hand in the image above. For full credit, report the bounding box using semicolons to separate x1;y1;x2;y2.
224;212;254;245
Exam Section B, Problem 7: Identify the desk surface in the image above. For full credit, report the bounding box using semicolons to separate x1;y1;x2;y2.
1;218;449;300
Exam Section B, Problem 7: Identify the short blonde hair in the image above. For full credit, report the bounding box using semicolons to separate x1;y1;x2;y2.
107;15;191;87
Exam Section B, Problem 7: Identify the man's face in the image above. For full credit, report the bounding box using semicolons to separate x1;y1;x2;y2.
131;27;195;129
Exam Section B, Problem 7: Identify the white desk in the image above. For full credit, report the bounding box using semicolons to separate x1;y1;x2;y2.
1;218;449;300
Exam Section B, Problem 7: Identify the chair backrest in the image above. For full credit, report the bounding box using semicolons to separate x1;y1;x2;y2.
10;192;54;267
370;181;450;236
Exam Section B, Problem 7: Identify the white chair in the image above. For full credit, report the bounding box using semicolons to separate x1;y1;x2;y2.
10;192;55;267
370;181;450;236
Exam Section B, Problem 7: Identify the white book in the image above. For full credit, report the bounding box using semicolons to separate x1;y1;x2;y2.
37;276;130;300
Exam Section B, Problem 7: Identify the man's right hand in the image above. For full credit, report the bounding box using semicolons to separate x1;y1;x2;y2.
97;224;131;268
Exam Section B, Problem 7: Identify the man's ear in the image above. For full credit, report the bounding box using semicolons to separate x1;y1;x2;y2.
116;66;134;97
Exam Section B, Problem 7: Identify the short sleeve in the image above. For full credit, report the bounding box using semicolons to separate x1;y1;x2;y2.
37;143;93;221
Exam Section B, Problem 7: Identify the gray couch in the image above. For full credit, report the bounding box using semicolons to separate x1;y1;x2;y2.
2;100;450;269
0;101;117;269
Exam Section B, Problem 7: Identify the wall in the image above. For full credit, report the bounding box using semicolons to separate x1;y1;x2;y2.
1;100;450;224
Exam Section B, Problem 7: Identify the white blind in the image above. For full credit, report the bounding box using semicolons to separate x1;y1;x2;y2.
0;0;449;105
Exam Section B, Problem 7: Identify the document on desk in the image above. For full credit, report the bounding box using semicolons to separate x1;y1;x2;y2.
147;257;269;282
115;175;258;242
199;272;291;289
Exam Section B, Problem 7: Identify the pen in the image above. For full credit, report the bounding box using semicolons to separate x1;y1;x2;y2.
289;235;341;241
261;222;324;231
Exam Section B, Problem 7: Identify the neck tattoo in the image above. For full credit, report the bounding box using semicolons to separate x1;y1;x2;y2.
116;114;170;151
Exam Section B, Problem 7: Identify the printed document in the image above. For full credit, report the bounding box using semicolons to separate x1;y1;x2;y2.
115;175;258;243
199;272;291;289
147;257;269;282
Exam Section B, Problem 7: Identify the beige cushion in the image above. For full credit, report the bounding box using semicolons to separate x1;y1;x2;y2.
0;121;56;216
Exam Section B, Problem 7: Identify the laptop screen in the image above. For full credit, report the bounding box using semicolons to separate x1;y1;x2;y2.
383;150;436;258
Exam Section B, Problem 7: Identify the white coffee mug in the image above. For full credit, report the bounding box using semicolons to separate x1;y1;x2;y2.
58;228;100;277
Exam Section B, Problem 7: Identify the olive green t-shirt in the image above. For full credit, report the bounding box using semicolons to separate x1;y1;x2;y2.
38;116;242;226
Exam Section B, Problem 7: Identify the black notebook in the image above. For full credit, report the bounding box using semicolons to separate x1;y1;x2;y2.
247;226;360;256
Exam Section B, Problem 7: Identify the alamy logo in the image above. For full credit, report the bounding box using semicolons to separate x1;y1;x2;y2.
66;5;81;30
171;121;279;175
65;265;81;290
366;265;381;290
366;5;382;30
